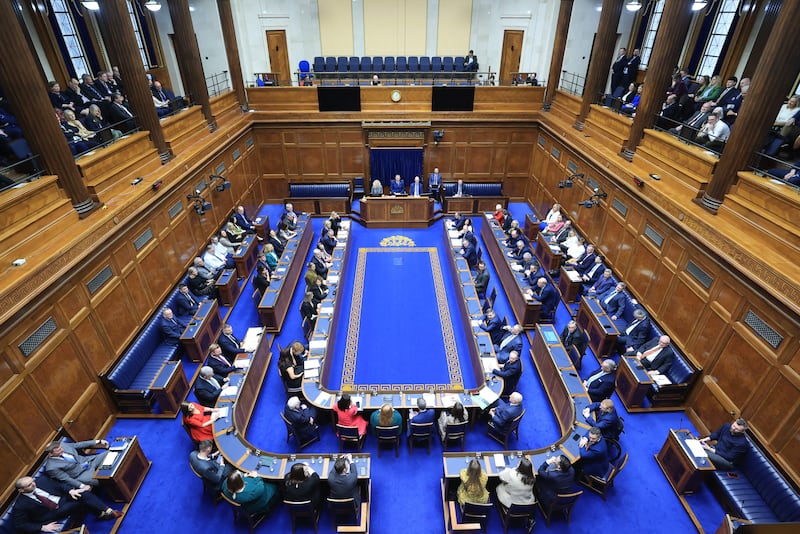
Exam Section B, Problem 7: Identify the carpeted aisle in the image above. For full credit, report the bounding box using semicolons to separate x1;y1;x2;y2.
86;204;725;533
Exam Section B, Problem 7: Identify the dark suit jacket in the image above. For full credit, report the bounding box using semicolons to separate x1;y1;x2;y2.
320;234;337;255
311;256;329;279
462;244;477;267
496;333;523;362
195;377;222;407
189;452;231;492
12;476;89;533
574;252;597;274
560;327;588;356
269;235;285;256
389;180;406;194
174;292;199;319
207;353;237;380
599;289;626;318
536;462;575;507
640;340;675;375
409;181;424;196
584;403;621;440
481;315;505;346
578;437;609;477
93;79;114;99
491;400;523;431
586;372;615;402
160;316;187;345
536;284;559;315
474;269;489;295
284;406;317;443
328;468;360;505
589;276;615;296
618;317;651;351
232;212;254;232
218;332;243;360
453;215;467;231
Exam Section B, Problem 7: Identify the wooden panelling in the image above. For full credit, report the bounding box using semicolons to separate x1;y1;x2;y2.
707;331;772;409
361;86;432;113
29;336;93;420
0;384;56;455
748;371;800;447
687;308;730;369
62;383;114;441
71;317;113;374
246;87;319;112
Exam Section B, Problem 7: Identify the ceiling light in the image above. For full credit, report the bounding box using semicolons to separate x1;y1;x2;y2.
691;1;707;11
144;1;162;12
625;1;642;12
81;1;100;10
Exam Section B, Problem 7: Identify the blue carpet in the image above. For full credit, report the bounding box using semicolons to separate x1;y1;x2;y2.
87;204;726;533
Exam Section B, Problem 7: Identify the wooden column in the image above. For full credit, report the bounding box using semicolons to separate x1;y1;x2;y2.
95;0;171;162
742;0;781;78
544;0;575;111
698;1;800;213
216;0;246;108
168;0;214;128
574;0;624;130
0;2;96;216
621;0;693;161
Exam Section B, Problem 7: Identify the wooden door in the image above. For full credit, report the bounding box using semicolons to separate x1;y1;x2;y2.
266;30;291;86
499;30;524;86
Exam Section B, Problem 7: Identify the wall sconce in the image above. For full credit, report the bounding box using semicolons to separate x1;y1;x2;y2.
558;172;584;189
578;188;608;208
210;174;230;192
144;1;162;12
433;130;444;145
187;191;211;215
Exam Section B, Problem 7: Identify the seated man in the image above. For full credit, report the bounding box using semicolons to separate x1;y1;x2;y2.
574;427;609;478
280;202;299;231
505;227;528;248
569;244;598;274
582;399;621;441
107;92;136;134
202;244;227;275
579;255;605;287
492;350;522;397
12;475;122;531
460;219;477;247
480;309;505;346
231;205;256;234
586;268;615;296
328;455;360;506
474;260;490;297
766;165;800;186
409;175;424;197
194;257;219;281
598;282;627;321
45;439;110;488
583;359;618;402
520;253;541;285
507;239;532;261
407;398;435;436
489;391;523;432
189;439;233;493
284;396;318;444
194;366;225;407
496;324;523;364
151;80;185;108
218;323;244;360
389;174;406;195
160;308;187;346
560;320;588;357
616;308;651;354
206;343;237;381
174;283;200;319
529;277;558;317
311;249;331;279
460;238;478;268
452;179;465;197
699;418;749;471
536;455;575;509
695;109;730;151
634;335;675;376
187;266;217;299
452;211;467;231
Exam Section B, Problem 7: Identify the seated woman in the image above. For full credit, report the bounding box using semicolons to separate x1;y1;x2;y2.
63;109;98;147
496;458;536;509
457;459;489;506
333;394;368;436
438;402;468;440
282;463;321;509
539;203;561;231
278;220;296;241
369;404;401;436
263;243;278;271
252;265;271;295
225;221;246;243
541;214;565;236
181;401;220;442
278;346;303;391
766;165;800;186
621;83;643;115
370;179;383;195
222;470;278;515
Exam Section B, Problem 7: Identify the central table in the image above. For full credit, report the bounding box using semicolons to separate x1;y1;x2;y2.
360;196;434;227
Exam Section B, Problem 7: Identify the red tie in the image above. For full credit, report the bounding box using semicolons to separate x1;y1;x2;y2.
34;491;58;510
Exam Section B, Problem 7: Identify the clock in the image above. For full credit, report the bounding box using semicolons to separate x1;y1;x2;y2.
391;90;402;102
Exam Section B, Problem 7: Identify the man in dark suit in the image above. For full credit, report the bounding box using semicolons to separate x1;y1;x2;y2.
489;391;523;432
474;260;490;297
616;308;651;354
584;359;617;402
672;100;713;141
284;396;318;444
531;277;559;317
45;439;109;488
575;427;610;478
569;244;597;274
553;219;573;246
452;212;467;231
195;366;225;407
409;176;424;197
218;324;244;360
13;475;121;532
496;324;523;364
174;284;199;319
428;167;442;201
189;439;232;493
507;239;532;261
461;238;478;268
520;253;541;285
586;268;615;296
311;249;330;279
231;205;256;233
623;48;640;87
579;255;605;288
480;309;505;346
328;456;360;506
598;282;627;321
536;455;575;509
463;50;479;72
582;399;621;441
710;76;740;112
635;335;675;376
492;350;522;397
107;93;136;133
160;308;186;346
560;320;588;357
93;71;114;100
206;343;238;381
610;48;628;92
389;174;406;195
79;74;106;105
320;229;337;255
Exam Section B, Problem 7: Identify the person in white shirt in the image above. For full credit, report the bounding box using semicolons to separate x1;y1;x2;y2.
202;245;226;274
696;109;730;151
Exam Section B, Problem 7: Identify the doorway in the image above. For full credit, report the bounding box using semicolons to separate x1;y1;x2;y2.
499;30;524;85
266;30;291;86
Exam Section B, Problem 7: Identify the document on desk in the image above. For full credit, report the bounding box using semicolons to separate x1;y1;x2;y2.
423;393;436;406
651;373;672;386
479;387;500;405
314;391;333;406
511;263;523;271
448;229;460;238
234;358;250;369
328;275;340;284
685;439;708;457
221;385;239;397
451;238;462;248
481;357;499;373
304;367;319;379
341;220;351;229
320;306;334;315
100;451;119;469
217;406;229;419
304;359;321;370
276;267;287;274
441;393;460;408
309;339;327;350
566;269;583;282
242;327;263;352
494;453;506;468
471;319;481;327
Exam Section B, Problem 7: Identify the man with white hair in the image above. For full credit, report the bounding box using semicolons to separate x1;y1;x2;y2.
489;392;523;432
284;396;318;444
311;248;330;279
195;366;225;407
635;335;675;376
232;205;256;233
496;324;523;364
281;203;298;231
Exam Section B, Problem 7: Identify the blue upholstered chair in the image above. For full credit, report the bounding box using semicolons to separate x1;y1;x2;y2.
396;56;407;72
313;57;324;73
419;56;431;73
443;56;454;72
408;56;419;72
360;57;371;72
324;57;336;72
349;56;359;72
431;56;442;72
385;56;396;72
372;56;383;72
337;56;348;72
298;60;311;82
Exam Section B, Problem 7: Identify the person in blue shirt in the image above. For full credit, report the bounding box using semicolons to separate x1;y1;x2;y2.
582;399;621;441
575;427;610;478
389;174;406;195
407;398;435;435
699;418;749;470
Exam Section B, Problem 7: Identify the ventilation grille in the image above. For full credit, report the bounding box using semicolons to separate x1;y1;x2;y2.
538;135;546;147
587;177;599;190
87;265;113;294
686;260;712;289
215;163;226;175
196;179;208;192
232;148;241;161
744;310;782;349
19;317;57;357
168;200;184;219
133;228;153;251
246;137;254;148
644;224;664;248
612;198;628;217
550;147;561;159
567;161;578;173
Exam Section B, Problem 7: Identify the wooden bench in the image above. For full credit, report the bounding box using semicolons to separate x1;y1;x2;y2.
584;104;631;151
634;128;717;196
336;479;371;533
161;105;209;155
440;478;484;533
286;182;352;215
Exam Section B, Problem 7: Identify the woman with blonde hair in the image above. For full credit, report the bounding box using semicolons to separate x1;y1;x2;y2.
370;179;383;196
369;404;401;435
457;459;489;505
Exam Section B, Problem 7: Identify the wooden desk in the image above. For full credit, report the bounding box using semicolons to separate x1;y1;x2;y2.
523;213;540;241
94;436;150;503
180;299;223;363
479;215;541;328
253;211;270;240
558;266;583;305
232;234;258;279
215;268;240;306
442;196;509;214
360;196;434;227
655;429;715;494
149;360;189;416
258;215;313;331
575;296;619;360
616;355;654;409
534;232;563;273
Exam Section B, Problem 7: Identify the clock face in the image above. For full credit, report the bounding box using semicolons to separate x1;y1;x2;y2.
391;90;401;102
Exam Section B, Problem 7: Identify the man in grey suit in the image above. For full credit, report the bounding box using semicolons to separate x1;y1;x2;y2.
328;455;360;506
189;439;232;493
45;439;109;488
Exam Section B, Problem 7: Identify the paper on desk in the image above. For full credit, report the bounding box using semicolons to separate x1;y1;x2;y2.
445;220;454;229
479;387;500;405
685;439;708;457
448;230;460;238
304;367;319;379
566;270;583;281
242;327;263;352
276;267;287;273
309;339;327;350
511;264;523;271
441;393;460;408
234;358;250;369
481;357;499;373
304;359;321;370
100;451;119;468
320;306;334;315
221;385;239;397
328;275;340;284
217;406;229;418
471;319;481;327
652;373;672;386
423;393;436;406
494;454;506;468
451;238;462;247
314;391;333;406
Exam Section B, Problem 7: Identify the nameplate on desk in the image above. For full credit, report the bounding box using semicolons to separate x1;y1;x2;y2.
100;451;119;469
277;267;287;273
234;359;250;369
221;385;239;397
309;339;327;350
328;275;340;284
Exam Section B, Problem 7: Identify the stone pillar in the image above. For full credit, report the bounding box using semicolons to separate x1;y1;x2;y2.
698;0;800;213
574;0;624;130
544;0;575;111
621;0;694;161
216;0;246;108
95;0;171;162
0;2;96;216
167;0;214;128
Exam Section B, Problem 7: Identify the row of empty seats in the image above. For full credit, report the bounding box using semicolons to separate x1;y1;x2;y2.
311;56;477;76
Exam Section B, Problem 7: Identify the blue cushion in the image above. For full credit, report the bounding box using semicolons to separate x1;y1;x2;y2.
313;57;324;72
464;183;502;196
289;183;350;198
